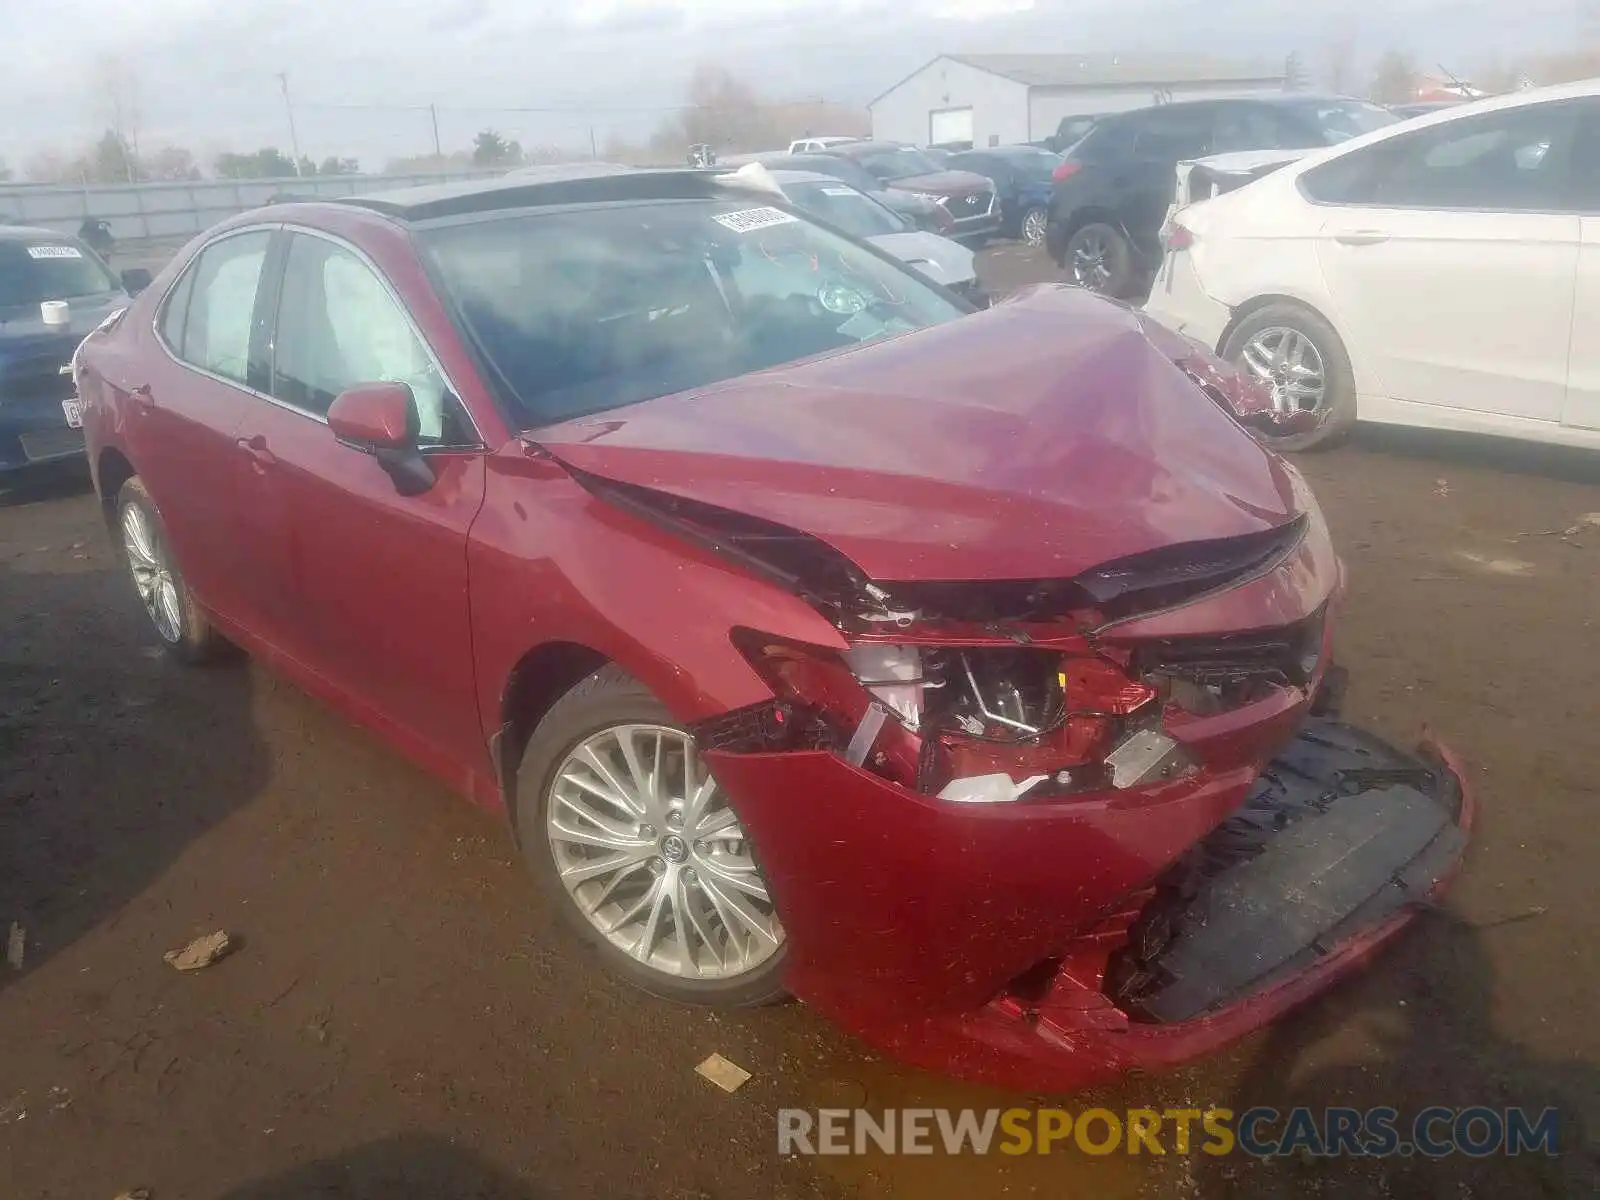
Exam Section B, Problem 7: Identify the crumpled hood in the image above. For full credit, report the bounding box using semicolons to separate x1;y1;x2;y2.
534;286;1303;583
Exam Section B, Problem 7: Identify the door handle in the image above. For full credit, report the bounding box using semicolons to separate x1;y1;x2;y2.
130;384;155;410
236;435;276;468
1334;230;1390;246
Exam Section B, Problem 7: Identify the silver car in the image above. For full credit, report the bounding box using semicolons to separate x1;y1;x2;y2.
765;169;983;304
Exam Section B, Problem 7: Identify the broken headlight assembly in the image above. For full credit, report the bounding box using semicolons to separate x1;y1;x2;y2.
720;633;1199;805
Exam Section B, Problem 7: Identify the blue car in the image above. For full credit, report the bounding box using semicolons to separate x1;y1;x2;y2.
0;226;145;475
947;146;1063;247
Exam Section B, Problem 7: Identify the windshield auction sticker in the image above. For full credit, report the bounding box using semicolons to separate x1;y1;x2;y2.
712;207;798;233
27;245;84;259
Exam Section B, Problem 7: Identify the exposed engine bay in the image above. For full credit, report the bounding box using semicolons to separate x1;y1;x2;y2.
608;471;1332;805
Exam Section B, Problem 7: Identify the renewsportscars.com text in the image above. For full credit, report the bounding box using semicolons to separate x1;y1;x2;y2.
777;1106;1560;1158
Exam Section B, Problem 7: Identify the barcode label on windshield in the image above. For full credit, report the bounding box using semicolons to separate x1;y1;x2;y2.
712;207;797;233
27;245;83;259
820;187;856;197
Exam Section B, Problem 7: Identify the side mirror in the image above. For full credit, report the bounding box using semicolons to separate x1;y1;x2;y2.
120;267;152;295
327;381;435;496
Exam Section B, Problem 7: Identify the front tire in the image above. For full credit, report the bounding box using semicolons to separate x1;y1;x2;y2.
514;665;788;1007
116;477;226;664
1221;303;1357;452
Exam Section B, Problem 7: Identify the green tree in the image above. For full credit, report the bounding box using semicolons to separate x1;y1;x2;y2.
214;148;300;179
319;155;360;176
1370;50;1418;104
89;129;140;183
471;129;521;167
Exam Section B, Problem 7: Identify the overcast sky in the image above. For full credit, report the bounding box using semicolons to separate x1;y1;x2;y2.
0;0;1584;173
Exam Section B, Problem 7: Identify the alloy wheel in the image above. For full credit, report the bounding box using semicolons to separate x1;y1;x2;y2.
1022;209;1048;247
122;503;182;645
545;723;783;981
1240;326;1328;417
1067;228;1114;290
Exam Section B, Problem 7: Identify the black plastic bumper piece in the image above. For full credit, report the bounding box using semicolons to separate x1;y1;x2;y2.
1106;719;1467;1023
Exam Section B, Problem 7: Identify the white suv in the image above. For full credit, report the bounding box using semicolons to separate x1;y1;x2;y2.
788;137;859;154
1143;80;1600;452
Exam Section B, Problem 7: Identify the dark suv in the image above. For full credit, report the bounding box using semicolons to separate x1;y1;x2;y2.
1046;95;1395;296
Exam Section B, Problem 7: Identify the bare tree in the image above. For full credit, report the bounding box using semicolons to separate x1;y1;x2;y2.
24;149;72;184
93;55;144;181
0;156;11;183
1321;18;1359;94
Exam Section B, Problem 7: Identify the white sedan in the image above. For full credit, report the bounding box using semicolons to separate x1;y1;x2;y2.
1143;79;1600;451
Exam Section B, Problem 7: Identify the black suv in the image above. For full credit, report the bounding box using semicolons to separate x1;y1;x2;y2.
1046;95;1395;297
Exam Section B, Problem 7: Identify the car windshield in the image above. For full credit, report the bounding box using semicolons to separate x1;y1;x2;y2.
423;199;965;426
0;238;120;311
1290;99;1399;143
784;181;905;239
783;156;882;193
856;147;942;180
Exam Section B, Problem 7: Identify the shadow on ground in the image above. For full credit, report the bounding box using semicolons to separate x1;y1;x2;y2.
0;479;270;995
1195;913;1597;1198
1348;424;1600;487
219;1134;546;1199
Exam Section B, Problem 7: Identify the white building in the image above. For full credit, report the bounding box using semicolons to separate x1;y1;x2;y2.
869;54;1291;148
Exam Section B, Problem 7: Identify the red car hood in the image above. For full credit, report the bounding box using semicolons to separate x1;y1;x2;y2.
533;287;1302;583
881;168;992;197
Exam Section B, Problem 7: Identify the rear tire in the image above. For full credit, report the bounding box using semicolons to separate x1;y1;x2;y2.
1063;222;1134;297
1221;303;1357;452
514;665;788;1008
116;477;226;664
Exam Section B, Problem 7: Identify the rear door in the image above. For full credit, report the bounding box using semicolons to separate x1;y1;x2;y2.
1110;106;1218;257
128;227;282;630
1308;100;1581;422
1561;99;1600;432
238;228;488;776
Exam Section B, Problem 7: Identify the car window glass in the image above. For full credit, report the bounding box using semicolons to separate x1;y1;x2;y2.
1564;99;1600;211
0;238;120;310
1212;106;1292;154
1366;103;1574;210
181;231;271;385
423;200;965;426
1303;102;1576;211
158;267;196;354
272;235;458;442
785;182;904;238
1130;108;1214;159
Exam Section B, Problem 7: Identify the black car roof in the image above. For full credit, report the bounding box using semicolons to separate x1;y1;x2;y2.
0;224;83;243
344;164;756;222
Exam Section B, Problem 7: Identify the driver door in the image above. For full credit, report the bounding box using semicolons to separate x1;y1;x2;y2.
238;229;489;778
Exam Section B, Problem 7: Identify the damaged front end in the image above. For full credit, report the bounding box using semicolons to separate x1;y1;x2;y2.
559;443;1467;1091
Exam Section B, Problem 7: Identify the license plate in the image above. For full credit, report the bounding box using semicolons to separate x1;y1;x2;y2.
61;398;83;428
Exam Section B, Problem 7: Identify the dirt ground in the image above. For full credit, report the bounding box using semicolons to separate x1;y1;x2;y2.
2;245;1597;1199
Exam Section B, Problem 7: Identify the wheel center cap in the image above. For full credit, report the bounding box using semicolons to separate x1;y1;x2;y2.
660;834;688;863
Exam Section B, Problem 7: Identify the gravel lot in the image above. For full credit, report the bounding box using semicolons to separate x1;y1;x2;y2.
1;243;1595;1198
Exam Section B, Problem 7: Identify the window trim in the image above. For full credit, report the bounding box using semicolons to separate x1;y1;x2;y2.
271;224;485;449
151;224;285;407
1295;99;1587;217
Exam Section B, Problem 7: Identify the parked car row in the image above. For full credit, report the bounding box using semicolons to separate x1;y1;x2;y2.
1142;78;1600;453
72;161;1471;1093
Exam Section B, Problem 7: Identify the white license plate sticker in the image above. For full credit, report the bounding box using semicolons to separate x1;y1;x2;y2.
61;398;83;428
28;244;83;260
711;207;797;233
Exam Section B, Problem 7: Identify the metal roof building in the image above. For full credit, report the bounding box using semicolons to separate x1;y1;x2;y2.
869;54;1290;148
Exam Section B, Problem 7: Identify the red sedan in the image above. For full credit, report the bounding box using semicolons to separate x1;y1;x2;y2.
75;166;1470;1091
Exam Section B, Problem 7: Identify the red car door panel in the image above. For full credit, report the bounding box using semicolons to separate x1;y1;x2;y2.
237;229;489;781
122;228;281;628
